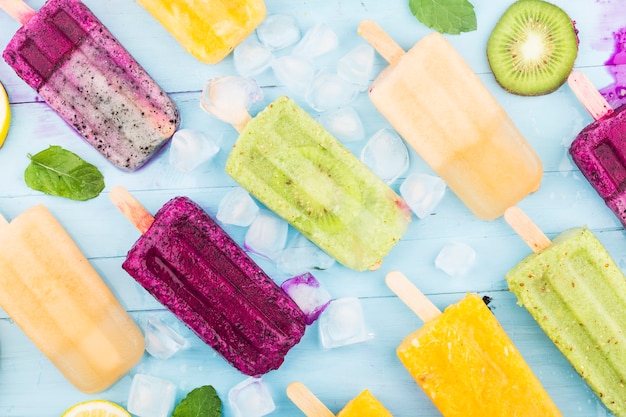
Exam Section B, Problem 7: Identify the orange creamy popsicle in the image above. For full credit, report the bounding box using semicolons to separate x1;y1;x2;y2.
359;21;542;220
0;206;144;393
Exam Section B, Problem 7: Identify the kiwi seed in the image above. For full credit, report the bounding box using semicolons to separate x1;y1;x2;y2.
486;0;579;96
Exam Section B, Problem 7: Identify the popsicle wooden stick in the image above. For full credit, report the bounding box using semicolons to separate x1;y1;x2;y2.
109;186;154;234
385;270;441;322
358;20;405;65
568;71;613;121
0;0;35;24
504;206;551;254
286;382;335;417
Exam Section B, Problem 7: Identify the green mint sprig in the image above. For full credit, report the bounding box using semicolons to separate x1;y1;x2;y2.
409;0;477;34
172;385;222;417
24;145;105;201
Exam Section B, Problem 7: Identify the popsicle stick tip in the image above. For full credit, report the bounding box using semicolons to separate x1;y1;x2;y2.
385;271;441;322
286;382;334;417
232;111;253;133
504;206;551;253
0;0;36;25
356;19;405;65
109;186;154;234
567;71;613;121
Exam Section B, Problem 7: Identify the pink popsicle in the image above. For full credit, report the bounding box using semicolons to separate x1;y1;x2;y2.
1;0;180;171
568;71;626;227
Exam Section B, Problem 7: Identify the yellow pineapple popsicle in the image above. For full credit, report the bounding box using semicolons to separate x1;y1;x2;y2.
359;20;542;220
0;206;144;393
287;382;393;417
137;0;266;63
387;271;562;416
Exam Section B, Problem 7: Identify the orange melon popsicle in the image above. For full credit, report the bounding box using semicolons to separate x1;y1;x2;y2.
386;271;562;416
0;206;144;393
287;382;393;417
358;20;542;220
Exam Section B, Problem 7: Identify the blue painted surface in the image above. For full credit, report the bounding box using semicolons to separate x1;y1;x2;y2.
0;0;625;416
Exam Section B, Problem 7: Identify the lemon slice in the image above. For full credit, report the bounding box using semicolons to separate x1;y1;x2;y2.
0;81;10;148
61;399;131;417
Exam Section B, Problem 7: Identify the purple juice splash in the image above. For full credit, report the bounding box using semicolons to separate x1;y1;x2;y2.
600;27;626;107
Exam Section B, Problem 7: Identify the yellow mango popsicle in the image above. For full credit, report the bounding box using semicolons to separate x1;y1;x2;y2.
387;271;561;416
359;21;542;220
138;0;266;63
287;382;393;417
0;206;144;393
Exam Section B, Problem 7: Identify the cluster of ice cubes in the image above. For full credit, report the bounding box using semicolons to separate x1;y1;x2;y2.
126;372;277;417
220;14;375;144
216;186;335;274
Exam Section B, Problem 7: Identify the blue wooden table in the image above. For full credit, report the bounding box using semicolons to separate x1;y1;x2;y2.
1;0;625;415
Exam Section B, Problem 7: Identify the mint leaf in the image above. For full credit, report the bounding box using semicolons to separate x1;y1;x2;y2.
24;146;105;201
409;0;477;34
173;385;221;417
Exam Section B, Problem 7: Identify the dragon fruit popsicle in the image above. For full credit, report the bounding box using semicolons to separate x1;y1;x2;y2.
568;72;626;227
1;0;180;171
110;186;306;376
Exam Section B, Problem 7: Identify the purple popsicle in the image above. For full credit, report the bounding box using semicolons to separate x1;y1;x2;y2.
110;186;306;376
568;72;626;227
1;0;180;171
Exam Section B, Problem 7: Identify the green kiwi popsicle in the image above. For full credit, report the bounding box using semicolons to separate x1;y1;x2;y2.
225;96;411;271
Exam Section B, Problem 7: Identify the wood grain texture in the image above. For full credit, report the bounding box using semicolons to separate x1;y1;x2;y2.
0;0;624;416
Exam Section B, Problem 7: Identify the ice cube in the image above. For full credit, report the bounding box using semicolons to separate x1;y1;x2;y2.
318;106;365;143
292;23;338;58
306;70;360;112
318;297;371;348
228;377;275;417
127;374;176;417
256;14;301;50
435;242;477;278
200;76;263;127
143;316;187;360
217;187;260;227
168;129;220;172
281;272;331;325
338;44;375;91
234;37;273;77
244;210;288;261
399;172;447;218
360;129;409;184
271;55;316;97
275;233;335;275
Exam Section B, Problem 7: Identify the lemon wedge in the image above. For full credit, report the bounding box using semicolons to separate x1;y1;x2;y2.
0;81;10;148
60;399;131;417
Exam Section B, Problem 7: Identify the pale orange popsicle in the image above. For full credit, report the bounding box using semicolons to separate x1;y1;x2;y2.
0;206;144;393
359;20;542;220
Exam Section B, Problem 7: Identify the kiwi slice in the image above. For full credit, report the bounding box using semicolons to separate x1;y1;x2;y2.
487;0;578;96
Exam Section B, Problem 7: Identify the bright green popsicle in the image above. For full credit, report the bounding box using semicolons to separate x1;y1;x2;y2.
505;207;626;417
225;95;412;271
